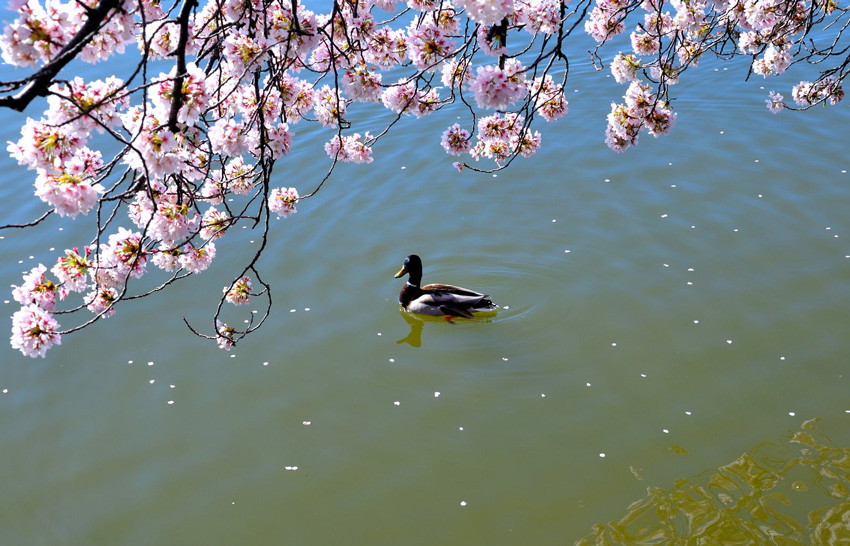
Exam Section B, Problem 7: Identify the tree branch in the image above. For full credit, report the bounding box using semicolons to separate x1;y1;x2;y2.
0;0;121;112
167;0;199;132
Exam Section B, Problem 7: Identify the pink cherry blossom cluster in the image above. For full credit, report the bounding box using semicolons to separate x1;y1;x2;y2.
1;0;134;67
11;305;61;358
792;77;845;107
752;44;792;77
529;75;569;122
268;187;300;218
765;91;785;113
224;276;253;306
407;19;456;70
380;80;442;117
47;77;128;133
455;0;515;25
518;0;565;35
86;286;118;318
342;65;383;102
216;319;236;351
596;0;844;150
441;124;472;156
585;0;628;43
52;248;91;293
468;113;542;162
10;264;66;357
605;82;677;153
32;151;105;218
469;60;528;110
611;53;642;84
151;64;209;127
13;264;67;312
200;208;230;240
438;67;567;165
325;133;375;164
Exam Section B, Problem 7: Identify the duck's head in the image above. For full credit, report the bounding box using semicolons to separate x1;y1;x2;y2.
394;254;423;286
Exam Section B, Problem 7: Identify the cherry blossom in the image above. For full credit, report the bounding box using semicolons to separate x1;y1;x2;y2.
151;246;183;272
140;20;180;58
8;118;84;171
85;286;118;318
766;91;784;113
441;124;472;156
0;0;75;67
102;228;148;282
792;78;844;107
269;187;300;217
12;264;66;312
151;63;210;127
611;53;641;84
33;167;105;218
455;0;515;25
407;22;454;70
585;1;627;43
209;118;248;157
46;77;128;134
279;74;315;122
381;80;420;114
224;276;252;306
200;208;230;240
529;76;569;122
11;305;61;358
179;242;216;274
147;201;199;246
478;113;519;141
223;31;270;75
365;27;407;68
325;133;374;164
441;60;472;89
224;157;255;195
342;65;383;102
477;25;508;57
313;85;347;127
752;44;792;77
216;319;236;350
518;0;564;35
470;60;528;110
52;247;91;293
411;88;441;118
512;130;543;158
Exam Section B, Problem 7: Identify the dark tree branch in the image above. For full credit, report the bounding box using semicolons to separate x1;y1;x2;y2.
0;210;53;229
0;0;121;112
167;0;199;132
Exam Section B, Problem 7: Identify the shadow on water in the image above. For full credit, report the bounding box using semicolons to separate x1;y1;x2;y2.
575;418;850;546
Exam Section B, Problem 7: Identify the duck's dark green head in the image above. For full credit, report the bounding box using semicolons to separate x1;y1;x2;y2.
394;254;423;285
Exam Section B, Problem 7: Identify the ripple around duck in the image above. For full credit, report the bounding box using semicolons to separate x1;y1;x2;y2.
488;253;569;306
442;257;572;357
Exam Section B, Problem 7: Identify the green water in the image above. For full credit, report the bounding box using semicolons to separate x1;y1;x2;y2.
1;56;849;544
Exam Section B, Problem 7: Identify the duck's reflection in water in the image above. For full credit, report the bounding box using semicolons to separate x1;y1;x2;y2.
395;308;499;347
396;310;426;347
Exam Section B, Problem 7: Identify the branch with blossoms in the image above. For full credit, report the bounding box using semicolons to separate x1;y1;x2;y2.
1;0;847;357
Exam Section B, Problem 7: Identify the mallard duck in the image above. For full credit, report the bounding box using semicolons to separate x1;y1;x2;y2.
394;255;498;319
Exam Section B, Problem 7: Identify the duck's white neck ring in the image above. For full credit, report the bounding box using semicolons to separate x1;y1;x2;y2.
405;281;419;288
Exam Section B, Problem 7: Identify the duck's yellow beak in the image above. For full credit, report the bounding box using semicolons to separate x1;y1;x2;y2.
394;265;407;278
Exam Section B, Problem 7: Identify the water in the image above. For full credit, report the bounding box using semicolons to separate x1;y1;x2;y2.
1;36;850;545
